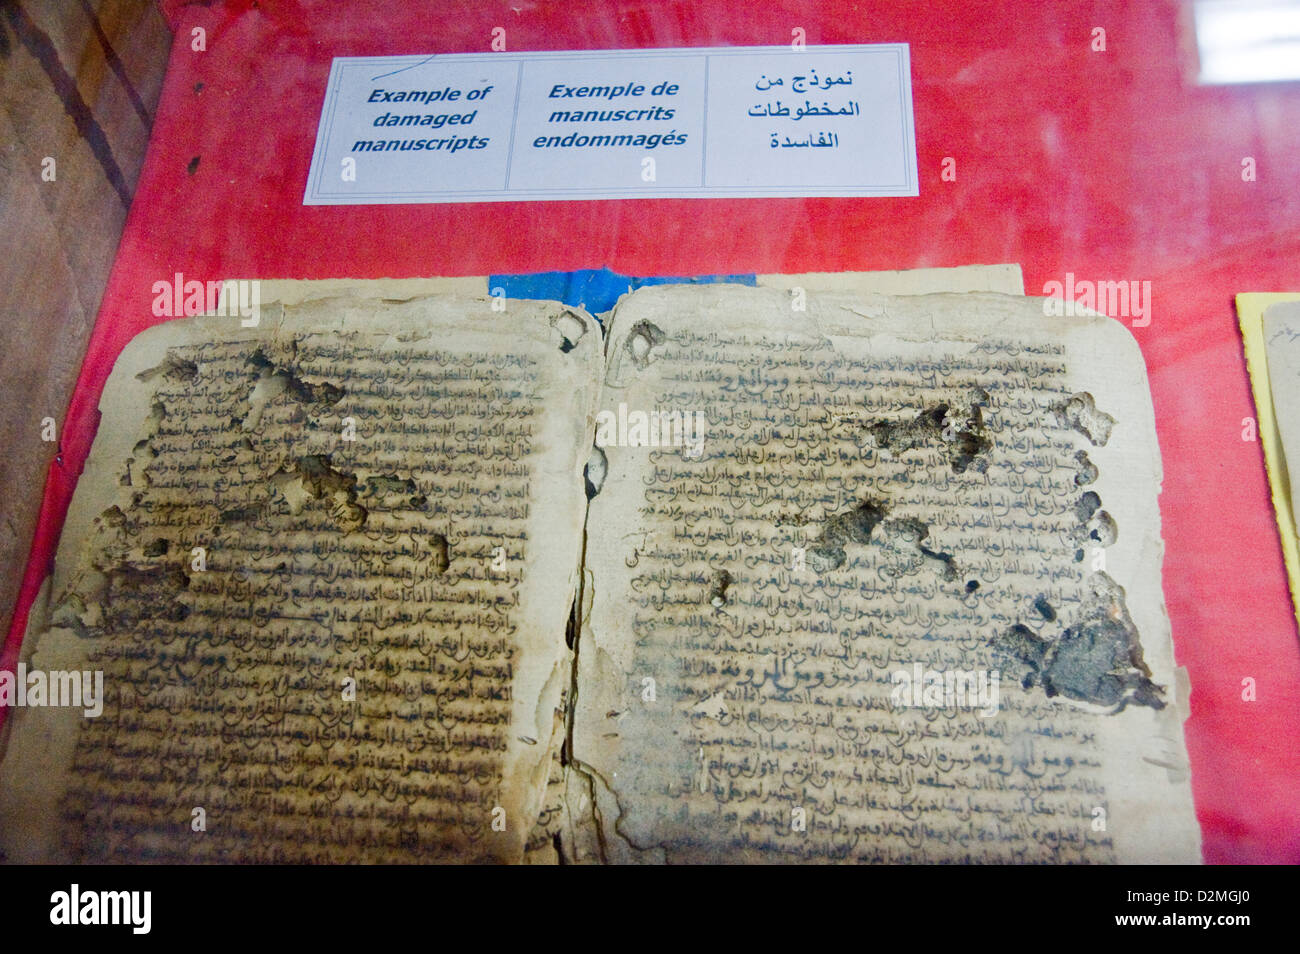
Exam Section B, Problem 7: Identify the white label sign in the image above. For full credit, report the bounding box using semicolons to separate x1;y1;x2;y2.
303;44;917;204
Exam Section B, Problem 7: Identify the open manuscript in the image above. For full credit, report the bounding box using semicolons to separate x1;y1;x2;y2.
0;283;1200;863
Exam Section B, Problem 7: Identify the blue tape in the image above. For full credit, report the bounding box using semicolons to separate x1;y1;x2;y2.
487;267;756;317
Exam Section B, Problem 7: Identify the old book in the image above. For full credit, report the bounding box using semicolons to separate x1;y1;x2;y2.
0;283;1199;863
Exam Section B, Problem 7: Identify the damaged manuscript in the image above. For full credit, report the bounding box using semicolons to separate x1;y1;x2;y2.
0;284;1200;863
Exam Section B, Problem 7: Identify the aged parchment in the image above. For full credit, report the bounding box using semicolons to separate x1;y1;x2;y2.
0;293;599;863
569;284;1198;863
0;280;1197;864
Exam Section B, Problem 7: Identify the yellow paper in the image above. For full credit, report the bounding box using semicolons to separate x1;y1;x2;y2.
1236;292;1300;634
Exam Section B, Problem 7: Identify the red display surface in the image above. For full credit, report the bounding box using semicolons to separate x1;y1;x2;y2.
6;0;1299;863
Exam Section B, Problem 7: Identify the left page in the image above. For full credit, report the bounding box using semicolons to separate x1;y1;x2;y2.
0;293;600;863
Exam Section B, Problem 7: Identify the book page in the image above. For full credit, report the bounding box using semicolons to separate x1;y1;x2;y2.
0;293;600;863
571;283;1199;863
1238;293;1300;635
1263;301;1300;543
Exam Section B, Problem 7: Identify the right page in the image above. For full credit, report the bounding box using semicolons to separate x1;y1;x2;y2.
570;283;1199;863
